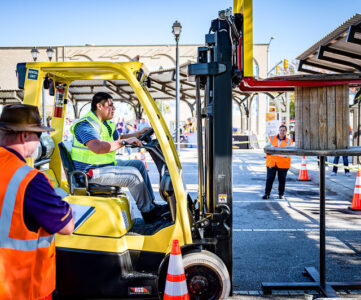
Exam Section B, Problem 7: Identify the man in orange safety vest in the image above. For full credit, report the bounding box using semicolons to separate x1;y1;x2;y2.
263;125;293;200
0;104;74;300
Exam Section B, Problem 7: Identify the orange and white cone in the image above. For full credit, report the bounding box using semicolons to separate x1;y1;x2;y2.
298;156;310;181
140;151;148;171
164;240;189;300
349;168;361;211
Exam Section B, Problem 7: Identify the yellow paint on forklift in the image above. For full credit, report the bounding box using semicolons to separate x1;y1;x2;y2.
233;0;253;77
64;195;133;236
243;0;253;77
22;61;193;255
233;0;244;14
55;195;177;253
42;169;59;188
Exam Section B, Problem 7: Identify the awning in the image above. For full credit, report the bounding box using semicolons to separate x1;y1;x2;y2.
297;14;361;74
0;90;23;104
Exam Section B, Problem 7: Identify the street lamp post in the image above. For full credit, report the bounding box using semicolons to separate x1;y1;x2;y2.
31;47;55;126
43;47;55;125
267;36;274;75
172;20;182;153
31;47;39;61
266;37;274;114
46;47;55;61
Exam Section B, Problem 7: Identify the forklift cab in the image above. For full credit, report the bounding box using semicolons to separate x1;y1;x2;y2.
16;61;231;299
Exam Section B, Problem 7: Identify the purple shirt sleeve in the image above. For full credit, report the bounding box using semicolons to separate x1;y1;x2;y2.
24;172;72;234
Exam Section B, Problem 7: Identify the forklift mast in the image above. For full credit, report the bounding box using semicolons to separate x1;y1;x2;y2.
189;11;240;279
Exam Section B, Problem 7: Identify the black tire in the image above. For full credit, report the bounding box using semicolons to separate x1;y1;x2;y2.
183;250;230;300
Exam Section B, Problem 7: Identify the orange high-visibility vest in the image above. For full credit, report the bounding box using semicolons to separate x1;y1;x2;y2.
266;135;293;169
0;147;55;300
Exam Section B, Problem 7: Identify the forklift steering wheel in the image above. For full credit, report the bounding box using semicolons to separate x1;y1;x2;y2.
138;128;154;143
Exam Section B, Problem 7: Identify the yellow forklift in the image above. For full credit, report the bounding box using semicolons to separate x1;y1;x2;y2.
16;58;233;298
14;1;253;298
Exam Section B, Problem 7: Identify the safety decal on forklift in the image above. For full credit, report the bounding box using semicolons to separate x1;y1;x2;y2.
27;69;39;80
218;194;227;203
128;287;151;295
122;210;129;228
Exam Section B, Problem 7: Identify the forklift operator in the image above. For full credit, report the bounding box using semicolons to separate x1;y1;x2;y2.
70;92;169;223
0;104;74;300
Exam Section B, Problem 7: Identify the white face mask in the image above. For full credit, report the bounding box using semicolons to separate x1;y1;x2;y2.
30;141;42;160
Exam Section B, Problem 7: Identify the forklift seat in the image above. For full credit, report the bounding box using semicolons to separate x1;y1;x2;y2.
58;142;122;196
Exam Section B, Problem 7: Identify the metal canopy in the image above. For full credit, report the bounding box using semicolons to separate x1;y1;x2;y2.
68;62;249;117
0;61;250;117
0;90;23;104
297;14;361;74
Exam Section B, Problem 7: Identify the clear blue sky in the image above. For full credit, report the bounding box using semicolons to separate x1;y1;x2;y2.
1;0;360;68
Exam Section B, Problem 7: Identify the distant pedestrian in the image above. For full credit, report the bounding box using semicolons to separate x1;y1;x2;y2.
124;123;135;158
137;118;150;132
116;118;124;135
331;156;350;176
263;125;293;200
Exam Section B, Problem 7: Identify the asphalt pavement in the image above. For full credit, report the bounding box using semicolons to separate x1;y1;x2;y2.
121;148;361;299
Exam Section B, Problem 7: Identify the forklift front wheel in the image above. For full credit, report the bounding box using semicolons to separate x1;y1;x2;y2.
183;250;230;300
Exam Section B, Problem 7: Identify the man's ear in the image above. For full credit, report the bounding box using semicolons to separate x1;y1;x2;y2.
96;102;103;111
19;132;27;143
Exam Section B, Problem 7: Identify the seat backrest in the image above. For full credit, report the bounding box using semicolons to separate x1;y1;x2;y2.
58;142;76;186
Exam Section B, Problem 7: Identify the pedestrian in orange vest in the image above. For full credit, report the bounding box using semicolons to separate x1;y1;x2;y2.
263;125;293;200
0;105;74;300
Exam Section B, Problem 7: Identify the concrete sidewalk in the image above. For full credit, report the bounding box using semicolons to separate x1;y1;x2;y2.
289;156;358;202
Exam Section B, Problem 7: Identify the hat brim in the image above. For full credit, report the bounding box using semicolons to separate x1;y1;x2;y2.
0;122;55;132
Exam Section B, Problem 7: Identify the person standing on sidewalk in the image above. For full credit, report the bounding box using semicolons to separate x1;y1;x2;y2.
331;156;350;176
263;125;293;200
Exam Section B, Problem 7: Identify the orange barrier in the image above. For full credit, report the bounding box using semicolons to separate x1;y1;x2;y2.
164;240;189;300
298;156;310;181
349;168;361;211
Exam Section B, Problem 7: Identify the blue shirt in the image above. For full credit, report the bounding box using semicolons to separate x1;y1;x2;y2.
73;111;120;173
137;122;149;131
2;147;72;234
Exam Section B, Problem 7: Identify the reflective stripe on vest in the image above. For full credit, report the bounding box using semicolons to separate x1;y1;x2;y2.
276;136;291;157
0;165;54;251
70;111;116;165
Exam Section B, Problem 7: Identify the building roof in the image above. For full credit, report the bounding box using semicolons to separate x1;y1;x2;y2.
297;14;361;74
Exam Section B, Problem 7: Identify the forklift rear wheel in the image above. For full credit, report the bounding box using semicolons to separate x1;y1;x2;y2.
183;250;230;300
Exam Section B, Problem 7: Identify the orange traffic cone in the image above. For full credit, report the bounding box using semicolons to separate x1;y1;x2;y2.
164;240;189;300
140;151;148;171
298;156;310;181
349;168;361;211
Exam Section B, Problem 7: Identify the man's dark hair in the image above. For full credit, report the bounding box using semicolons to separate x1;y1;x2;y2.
91;92;112;111
279;125;287;131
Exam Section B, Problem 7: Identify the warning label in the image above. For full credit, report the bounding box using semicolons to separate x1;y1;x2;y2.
218;194;227;203
128;287;151;295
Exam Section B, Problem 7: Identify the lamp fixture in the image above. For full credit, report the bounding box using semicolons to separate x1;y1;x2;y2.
46;47;54;61
31;47;39;61
172;21;182;41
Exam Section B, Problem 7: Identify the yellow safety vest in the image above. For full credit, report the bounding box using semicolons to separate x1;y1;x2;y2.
70;110;116;165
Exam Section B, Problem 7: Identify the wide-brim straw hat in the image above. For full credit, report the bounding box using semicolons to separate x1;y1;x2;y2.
0;104;54;132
